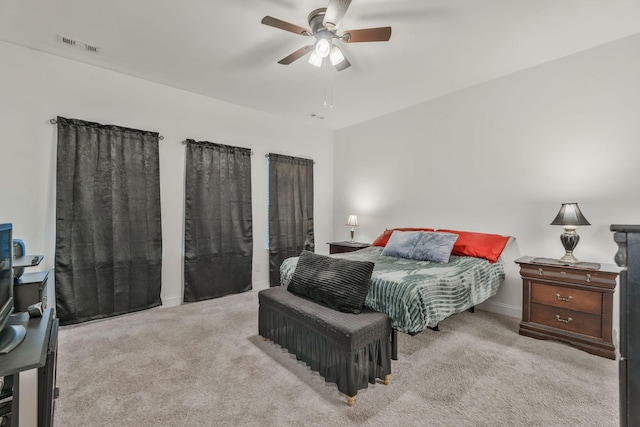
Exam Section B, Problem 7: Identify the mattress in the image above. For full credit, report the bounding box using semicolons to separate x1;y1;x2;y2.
280;246;505;333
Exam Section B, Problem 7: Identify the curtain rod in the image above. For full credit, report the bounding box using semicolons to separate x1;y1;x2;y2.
265;153;315;164
50;118;165;140
182;139;253;155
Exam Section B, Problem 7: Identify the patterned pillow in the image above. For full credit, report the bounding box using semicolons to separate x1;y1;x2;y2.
287;251;375;314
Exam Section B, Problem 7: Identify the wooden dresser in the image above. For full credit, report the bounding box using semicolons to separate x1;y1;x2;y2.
515;256;619;359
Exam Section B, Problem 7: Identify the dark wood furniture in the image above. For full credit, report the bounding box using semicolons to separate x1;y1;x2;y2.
611;225;640;427
515;256;619;359
328;241;370;254
0;308;57;426
38;317;58;427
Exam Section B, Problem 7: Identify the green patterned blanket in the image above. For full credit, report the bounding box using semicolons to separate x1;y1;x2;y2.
280;247;505;333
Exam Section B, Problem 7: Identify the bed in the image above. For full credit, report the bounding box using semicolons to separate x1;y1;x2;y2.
280;244;506;334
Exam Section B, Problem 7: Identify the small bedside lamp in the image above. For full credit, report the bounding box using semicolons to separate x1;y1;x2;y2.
346;215;358;243
550;203;591;264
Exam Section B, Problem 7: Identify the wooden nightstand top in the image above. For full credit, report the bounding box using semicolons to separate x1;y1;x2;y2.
515;255;619;274
328;241;371;249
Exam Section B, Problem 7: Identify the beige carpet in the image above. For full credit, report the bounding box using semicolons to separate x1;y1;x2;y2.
54;289;618;426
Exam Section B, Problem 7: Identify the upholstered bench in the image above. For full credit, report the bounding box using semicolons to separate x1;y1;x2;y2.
258;285;392;406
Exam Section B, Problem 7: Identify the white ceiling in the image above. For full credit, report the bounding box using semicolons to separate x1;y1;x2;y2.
1;0;639;130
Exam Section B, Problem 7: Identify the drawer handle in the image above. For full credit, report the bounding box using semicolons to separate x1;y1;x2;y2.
556;315;573;324
586;274;591;283
556;293;573;302
538;268;543;275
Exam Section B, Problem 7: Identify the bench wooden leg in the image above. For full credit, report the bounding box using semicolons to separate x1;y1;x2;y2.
346;396;356;407
384;374;391;385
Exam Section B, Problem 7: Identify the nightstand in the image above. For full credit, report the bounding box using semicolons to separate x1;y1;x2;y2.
515;256;619;359
328;241;370;254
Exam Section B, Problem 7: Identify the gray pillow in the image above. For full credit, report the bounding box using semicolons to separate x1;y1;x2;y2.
380;231;420;258
382;231;458;263
412;232;459;263
287;251;375;314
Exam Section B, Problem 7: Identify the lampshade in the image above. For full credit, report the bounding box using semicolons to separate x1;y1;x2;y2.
308;52;322;67
314;38;331;58
550;203;591;227
330;45;345;66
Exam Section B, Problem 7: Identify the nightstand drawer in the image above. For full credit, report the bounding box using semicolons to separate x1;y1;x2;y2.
520;265;615;288
531;282;602;315
530;303;602;338
328;242;370;254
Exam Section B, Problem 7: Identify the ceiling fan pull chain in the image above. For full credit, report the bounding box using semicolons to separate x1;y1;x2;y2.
323;60;335;110
329;69;334;110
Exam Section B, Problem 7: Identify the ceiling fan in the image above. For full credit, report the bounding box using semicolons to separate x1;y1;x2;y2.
261;0;392;71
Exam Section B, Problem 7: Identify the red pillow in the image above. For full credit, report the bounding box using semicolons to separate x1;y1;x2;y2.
371;228;435;247
436;229;510;263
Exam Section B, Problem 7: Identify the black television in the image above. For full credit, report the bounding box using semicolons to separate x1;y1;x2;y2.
0;223;26;354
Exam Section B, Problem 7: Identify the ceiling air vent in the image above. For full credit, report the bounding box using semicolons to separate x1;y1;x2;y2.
57;34;100;53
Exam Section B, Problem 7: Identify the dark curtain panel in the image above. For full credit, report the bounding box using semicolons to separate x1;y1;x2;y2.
268;153;314;287
55;116;162;326
184;140;253;302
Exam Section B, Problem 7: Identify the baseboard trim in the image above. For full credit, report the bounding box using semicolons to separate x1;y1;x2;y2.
252;281;269;291
161;282;270;308
477;300;522;319
161;295;182;308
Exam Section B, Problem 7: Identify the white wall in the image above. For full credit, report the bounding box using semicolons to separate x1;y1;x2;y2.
0;40;334;307
334;34;640;319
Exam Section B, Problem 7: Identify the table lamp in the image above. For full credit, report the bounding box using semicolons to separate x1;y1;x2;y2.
550;203;590;263
346;215;358;243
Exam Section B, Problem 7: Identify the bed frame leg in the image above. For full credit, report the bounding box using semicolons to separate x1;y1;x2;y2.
468;306;475;313
346;396;356;407
384;374;391;385
391;329;398;360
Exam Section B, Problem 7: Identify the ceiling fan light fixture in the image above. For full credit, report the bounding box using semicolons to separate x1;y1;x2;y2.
308;52;323;67
314;38;331;58
261;1;391;71
329;45;345;66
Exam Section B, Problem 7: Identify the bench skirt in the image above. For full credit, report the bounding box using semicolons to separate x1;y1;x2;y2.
258;286;392;398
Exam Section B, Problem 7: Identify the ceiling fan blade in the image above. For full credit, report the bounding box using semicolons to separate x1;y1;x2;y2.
323;0;352;29
261;16;311;36
277;45;314;65
342;27;392;43
334;55;351;72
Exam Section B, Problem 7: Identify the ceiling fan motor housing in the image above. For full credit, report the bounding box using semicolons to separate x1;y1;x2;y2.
308;8;329;34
